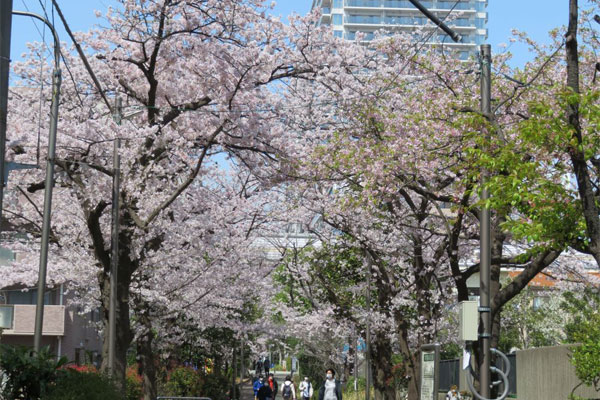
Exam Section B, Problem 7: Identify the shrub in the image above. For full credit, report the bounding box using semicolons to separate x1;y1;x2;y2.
0;344;67;399
42;369;123;400
163;366;203;397
201;372;230;400
126;365;143;400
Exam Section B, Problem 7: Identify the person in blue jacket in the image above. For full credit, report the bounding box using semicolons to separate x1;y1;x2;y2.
254;376;265;400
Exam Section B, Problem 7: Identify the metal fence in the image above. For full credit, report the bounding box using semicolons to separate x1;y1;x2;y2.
438;353;517;397
156;397;211;400
439;359;460;392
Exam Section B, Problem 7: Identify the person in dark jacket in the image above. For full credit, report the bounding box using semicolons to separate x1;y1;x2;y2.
258;380;273;400
269;373;279;400
318;368;342;400
264;356;271;375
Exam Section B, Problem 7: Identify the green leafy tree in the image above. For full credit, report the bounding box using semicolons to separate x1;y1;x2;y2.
561;289;600;394
498;286;565;352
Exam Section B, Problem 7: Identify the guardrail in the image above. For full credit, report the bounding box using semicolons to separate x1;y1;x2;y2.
156;397;211;400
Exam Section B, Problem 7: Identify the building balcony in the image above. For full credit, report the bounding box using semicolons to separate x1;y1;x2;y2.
0;304;65;336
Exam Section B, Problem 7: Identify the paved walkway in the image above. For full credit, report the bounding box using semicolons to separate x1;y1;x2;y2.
241;371;289;400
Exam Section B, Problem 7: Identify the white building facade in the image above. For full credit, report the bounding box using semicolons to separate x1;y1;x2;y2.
312;0;488;59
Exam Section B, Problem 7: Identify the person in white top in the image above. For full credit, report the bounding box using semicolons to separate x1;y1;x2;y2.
298;377;314;400
281;375;296;400
318;368;342;400
445;385;462;400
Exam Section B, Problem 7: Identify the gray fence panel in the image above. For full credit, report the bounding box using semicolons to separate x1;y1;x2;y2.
439;359;459;392
156;397;211;400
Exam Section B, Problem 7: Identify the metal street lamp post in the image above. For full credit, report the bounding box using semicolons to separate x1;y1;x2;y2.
8;10;62;354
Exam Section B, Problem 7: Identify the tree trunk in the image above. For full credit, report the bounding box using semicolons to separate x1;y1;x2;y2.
565;0;600;267
371;333;396;400
343;334;354;384
138;315;158;400
395;323;419;400
99;268;133;391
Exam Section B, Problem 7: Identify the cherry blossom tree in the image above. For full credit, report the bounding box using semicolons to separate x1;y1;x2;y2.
3;0;349;397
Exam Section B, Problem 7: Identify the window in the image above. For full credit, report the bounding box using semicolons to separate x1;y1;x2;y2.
7;289;51;305
333;13;343;24
333;0;343;8
333;30;343;37
533;296;547;310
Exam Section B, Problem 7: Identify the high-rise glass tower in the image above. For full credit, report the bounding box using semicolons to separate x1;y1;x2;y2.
311;0;488;59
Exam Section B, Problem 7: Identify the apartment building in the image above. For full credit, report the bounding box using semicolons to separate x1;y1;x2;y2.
0;250;102;366
312;0;488;59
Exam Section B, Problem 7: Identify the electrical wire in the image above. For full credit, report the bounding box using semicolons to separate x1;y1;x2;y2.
35;0;47;165
36;0;86;109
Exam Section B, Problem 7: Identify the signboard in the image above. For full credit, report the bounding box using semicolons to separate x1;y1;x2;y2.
420;344;440;400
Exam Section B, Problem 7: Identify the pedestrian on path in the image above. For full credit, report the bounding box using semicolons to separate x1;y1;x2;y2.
298;377;314;400
254;376;265;400
258;380;273;400
281;375;296;400
264;356;271;375
257;359;264;375
318;369;342;400
269;373;279;400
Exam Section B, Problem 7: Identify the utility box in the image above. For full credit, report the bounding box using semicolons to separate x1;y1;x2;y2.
459;300;478;341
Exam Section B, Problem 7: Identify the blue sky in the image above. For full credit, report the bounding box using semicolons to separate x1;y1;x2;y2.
9;1;572;68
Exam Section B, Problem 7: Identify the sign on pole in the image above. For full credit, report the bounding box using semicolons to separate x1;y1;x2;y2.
420;343;440;400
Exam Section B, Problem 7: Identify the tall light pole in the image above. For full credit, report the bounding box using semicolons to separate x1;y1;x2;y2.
0;0;14;233
9;10;63;354
364;251;372;400
108;97;122;375
479;44;492;400
403;2;493;399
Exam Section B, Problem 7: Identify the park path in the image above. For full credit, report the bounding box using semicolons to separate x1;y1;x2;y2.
240;371;289;400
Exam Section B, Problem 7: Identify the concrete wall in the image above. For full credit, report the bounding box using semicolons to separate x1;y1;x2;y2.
443;345;600;400
0;287;102;366
516;345;600;400
60;306;102;365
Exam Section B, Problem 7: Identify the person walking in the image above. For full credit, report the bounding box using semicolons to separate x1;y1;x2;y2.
281;375;296;400
264;355;271;375
256;359;264;375
269;373;279;400
258;379;274;400
318;369;342;400
445;385;462;400
254;376;265;400
298;377;314;400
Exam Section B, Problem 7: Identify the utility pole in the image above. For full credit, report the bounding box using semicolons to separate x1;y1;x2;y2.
108;96;122;375
20;9;62;353
0;0;13;235
479;44;492;400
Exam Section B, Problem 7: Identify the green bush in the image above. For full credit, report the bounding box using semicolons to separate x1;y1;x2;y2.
42;369;123;400
126;365;143;400
163;366;203;397
201;372;230;400
344;376;366;393
0;344;67;399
